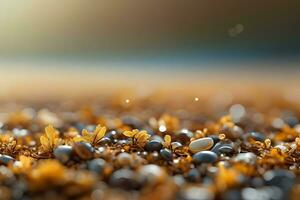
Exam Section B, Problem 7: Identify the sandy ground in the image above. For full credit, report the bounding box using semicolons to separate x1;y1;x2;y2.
0;62;299;102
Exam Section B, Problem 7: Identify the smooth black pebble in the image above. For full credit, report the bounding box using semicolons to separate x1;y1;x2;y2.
109;169;140;190
0;155;14;165
88;158;106;174
73;142;94;160
145;140;163;152
54;145;73;163
192;151;218;164
186;168;201;183
245;132;265;142
160;148;173;161
264;169;296;192
211;141;234;155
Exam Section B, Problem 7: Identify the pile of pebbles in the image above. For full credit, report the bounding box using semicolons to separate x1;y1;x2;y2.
0;98;299;200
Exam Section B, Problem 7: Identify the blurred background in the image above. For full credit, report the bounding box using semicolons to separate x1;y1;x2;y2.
0;1;299;99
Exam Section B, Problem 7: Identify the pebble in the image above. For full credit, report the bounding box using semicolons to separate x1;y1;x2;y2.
160;148;173;161
88;158;106;174
192;151;218;164
75;123;86;132
234;152;257;165
218;145;234;154
130;154;146;168
274;145;288;153
208;135;220;144
98;137;112;146
121;116;143;129
116;152;132;167
86;125;96;132
176;129;194;145
231;125;244;138
241;186;283;200
109;169;140;190
189;137;214;153
12;128;28;138
211;141;234;155
173;175;186;186
117;139;131;146
0;155;15;165
219;125;243;139
73;142;94;160
223;189;242;200
145;140;163;152
245;132;266;142
186;168;201;183
53;145;73;163
180;186;214;200
250;177;264;188
105;130;118;140
171;142;183;150
150;135;164;142
263;169;296;191
283;115;298;127
151;151;160;161
138;164;166;184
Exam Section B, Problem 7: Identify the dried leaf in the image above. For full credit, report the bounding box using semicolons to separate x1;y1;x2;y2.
164;135;171;147
19;155;34;170
123;130;135;137
40;135;50;150
82;129;90;137
94;125;106;143
40;124;61;152
45;125;57;142
78;125;107;145
164;135;171;144
136;133;150;144
72;136;86;142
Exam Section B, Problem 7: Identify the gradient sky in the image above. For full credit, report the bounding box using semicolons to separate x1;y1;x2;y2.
0;1;299;63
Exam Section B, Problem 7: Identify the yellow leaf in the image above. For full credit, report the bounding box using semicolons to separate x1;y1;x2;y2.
135;130;147;137
82;129;90;137
135;132;143;141
163;134;171;148
73;137;86;142
45;124;57;141
54;138;64;146
135;131;146;140
135;131;150;143
84;135;94;143
123;130;134;137
94;125;102;134
95;125;106;142
137;134;150;144
19;155;33;170
164;135;171;144
40;135;50;150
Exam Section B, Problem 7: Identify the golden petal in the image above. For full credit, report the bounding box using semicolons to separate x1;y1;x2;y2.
132;129;139;136
45;124;57;141
19;155;33;169
95;126;106;142
164;135;171;144
134;131;147;139
134;132;142;140
40;135;50;150
82;129;90;137
137;132;150;143
73;136;86;142
94;125;102;134
123;131;134;137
